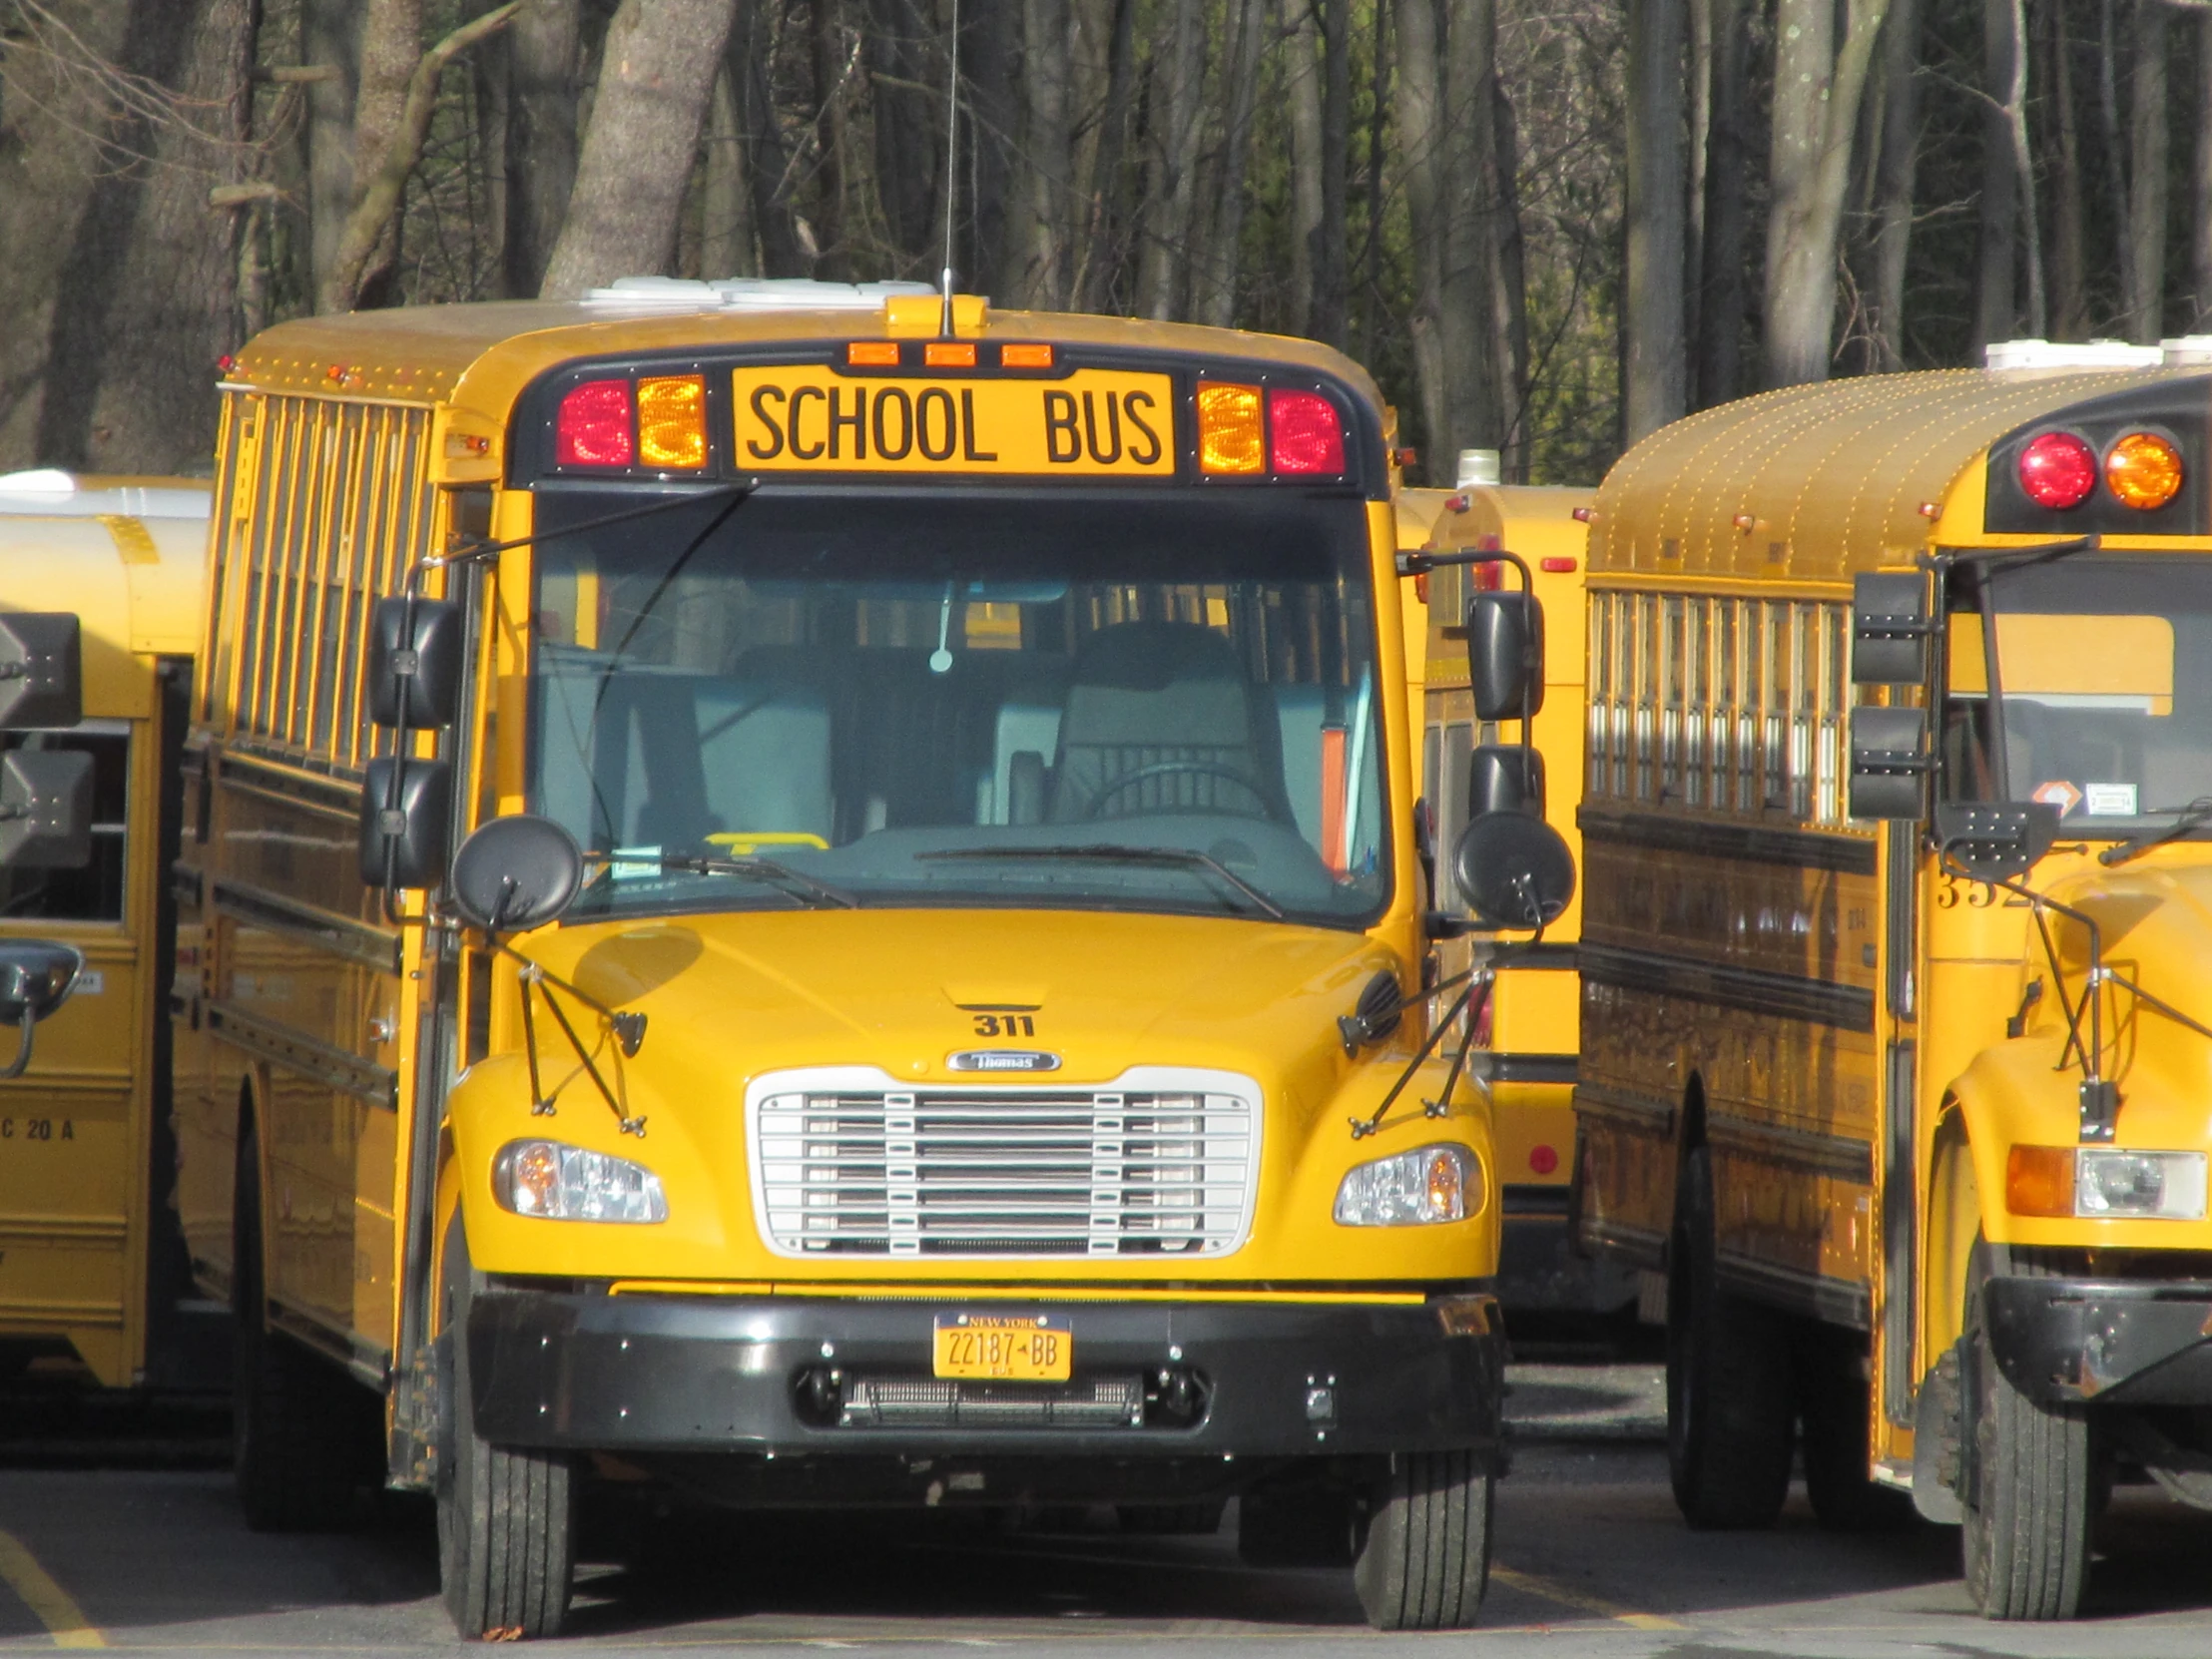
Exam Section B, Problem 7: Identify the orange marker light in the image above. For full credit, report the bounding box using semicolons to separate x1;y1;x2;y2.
1541;556;1578;573
1196;381;1265;474
637;375;708;468
2006;1144;2074;1217
1000;343;1054;368
2105;430;2184;510
846;341;901;366
923;341;977;367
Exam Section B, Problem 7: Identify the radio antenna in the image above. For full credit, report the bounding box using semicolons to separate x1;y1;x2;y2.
938;0;960;337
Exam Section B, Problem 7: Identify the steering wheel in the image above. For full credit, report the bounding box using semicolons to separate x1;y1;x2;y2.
1081;762;1284;824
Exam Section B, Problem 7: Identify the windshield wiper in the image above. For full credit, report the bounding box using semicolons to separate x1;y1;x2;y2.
915;844;1287;919
613;851;858;908
2098;797;2212;867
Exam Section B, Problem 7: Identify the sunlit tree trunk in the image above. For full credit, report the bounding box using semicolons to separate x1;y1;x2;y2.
1196;0;1268;327
300;0;361;303
1285;0;1326;335
1312;0;1352;346
2097;0;2135;317
2048;0;2086;340
1694;0;1746;405
2195;11;2212;328
1974;0;2019;351
1135;0;1207;316
702;61;757;276
501;0;581;297
2123;0;2168;343
1624;0;1686;443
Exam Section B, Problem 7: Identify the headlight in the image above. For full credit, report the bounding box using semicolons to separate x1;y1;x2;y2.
2007;1144;2207;1220
1334;1144;1478;1226
492;1139;668;1223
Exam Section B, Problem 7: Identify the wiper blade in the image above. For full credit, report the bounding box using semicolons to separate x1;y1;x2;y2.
916;844;1287;919
2097;797;2212;867
617;851;858;908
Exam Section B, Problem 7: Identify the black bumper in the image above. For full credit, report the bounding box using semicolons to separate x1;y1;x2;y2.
467;1287;1502;1459
1983;1275;2212;1406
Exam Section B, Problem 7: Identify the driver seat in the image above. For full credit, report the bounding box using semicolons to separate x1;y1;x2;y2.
1047;622;1290;824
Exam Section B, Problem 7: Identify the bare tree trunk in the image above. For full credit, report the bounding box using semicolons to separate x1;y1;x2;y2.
968;0;1020;291
2004;0;2043;336
1012;0;1074;304
1694;0;1746;405
301;0;362;303
737;9;809;277
1361;0;1390;351
540;0;743;297
1974;0;2019;350
868;0;937;266
1285;0;1326;334
1762;0;1891;387
1198;0;1268;326
1312;0;1352;345
2049;0;2086;338
1625;0;1687;443
345;0;423;308
1075;0;1139;311
809;0;850;276
502;0;581;297
703;61;757;275
1492;75;1529;474
1868;0;1921;368
1686;0;1712;343
2098;0;2135;314
2124;0;2168;342
1135;0;1206;316
2196;10;2212;326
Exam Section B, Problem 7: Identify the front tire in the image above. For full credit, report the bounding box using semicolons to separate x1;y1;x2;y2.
1351;1450;1491;1631
1665;1145;1793;1528
437;1216;575;1640
1960;1244;2092;1620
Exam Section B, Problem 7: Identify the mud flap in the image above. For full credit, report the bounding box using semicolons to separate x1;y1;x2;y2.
1912;1341;1966;1524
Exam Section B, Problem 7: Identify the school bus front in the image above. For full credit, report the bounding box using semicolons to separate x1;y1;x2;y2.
183;286;1508;1636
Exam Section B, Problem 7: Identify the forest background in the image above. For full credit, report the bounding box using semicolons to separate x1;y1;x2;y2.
2;0;2210;489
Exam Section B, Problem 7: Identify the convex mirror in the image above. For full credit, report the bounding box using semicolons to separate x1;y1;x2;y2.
0;939;81;1080
449;815;583;932
1453;811;1575;929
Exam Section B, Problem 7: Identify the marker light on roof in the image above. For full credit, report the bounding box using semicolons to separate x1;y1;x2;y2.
2105;431;2184;510
1197;382;1266;474
637;375;707;469
557;379;635;467
2017;430;2096;509
1268;389;1345;474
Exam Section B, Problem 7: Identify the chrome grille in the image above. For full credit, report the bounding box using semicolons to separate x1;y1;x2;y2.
752;1076;1259;1258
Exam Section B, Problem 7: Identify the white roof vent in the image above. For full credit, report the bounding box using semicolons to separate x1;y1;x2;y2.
1455;449;1501;489
0;470;209;521
1984;338;2164;370
2161;335;2212;365
582;276;937;311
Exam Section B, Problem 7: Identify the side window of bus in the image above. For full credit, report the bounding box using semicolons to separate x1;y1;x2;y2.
0;726;129;922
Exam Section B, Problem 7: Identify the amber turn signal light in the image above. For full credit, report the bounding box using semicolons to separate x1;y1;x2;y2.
2105;431;2184;511
2005;1144;2074;1217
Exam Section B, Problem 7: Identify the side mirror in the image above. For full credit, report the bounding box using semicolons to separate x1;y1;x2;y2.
1852;571;1930;686
0;939;82;1080
1452;811;1576;930
366;598;464;730
1934;802;2059;881
1469;744;1545;819
0;751;92;868
449;815;584;933
1465;591;1545;723
1848;706;1930;821
357;759;452;889
0;614;83;729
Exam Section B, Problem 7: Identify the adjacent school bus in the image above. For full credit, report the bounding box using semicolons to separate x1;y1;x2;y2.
1571;360;2212;1617
173;278;1528;1636
0;472;215;1390
1417;486;1633;1314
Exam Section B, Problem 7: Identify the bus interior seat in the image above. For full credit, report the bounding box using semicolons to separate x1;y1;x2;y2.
1046;622;1290;824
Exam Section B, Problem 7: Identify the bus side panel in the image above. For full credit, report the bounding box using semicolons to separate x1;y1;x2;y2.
172;746;234;1297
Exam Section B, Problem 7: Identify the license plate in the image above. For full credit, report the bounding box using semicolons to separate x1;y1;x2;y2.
932;1314;1072;1381
731;368;1175;476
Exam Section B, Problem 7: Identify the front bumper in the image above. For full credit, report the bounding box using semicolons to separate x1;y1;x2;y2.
1983;1275;2212;1405
467;1286;1502;1458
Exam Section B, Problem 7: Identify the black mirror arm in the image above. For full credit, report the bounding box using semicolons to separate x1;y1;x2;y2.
1350;972;1489;1140
0;1004;36;1082
507;954;648;1136
409;478;760;589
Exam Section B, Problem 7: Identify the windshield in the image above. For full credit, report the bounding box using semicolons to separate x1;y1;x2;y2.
526;486;1390;926
1942;555;2212;827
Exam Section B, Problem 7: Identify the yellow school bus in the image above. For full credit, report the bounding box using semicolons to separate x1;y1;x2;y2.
1569;361;2212;1616
173;278;1535;1635
0;472;214;1389
1415;486;1634;1314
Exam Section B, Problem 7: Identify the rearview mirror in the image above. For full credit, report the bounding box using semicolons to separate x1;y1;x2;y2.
1465;592;1545;723
1852;572;1931;686
0;939;81;1080
0;614;82;729
1468;745;1545;819
357;759;452;889
449;815;584;933
1452;811;1576;930
0;751;92;868
366;598;463;730
1848;706;1930;822
1933;802;2059;881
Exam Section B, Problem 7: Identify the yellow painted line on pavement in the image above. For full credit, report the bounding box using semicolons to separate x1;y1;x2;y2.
0;1531;102;1648
1492;1563;1683;1630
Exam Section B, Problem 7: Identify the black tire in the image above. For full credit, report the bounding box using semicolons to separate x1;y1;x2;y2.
1794;1323;1917;1533
1960;1242;2092;1621
1118;1500;1225;1536
437;1215;575;1640
232;1118;376;1531
1351;1450;1491;1631
1666;1144;1793;1529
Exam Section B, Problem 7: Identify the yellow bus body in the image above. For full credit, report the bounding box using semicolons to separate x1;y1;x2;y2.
0;473;208;1386
1572;362;2212;1606
170;286;1505;1630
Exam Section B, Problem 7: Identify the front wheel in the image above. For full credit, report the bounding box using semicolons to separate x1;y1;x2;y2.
437;1216;575;1640
1351;1450;1491;1631
1960;1243;2093;1620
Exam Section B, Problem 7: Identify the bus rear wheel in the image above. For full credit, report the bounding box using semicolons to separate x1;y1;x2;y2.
1961;1243;2092;1620
1794;1325;1916;1533
1666;1145;1792;1529
1351;1450;1491;1630
437;1216;575;1641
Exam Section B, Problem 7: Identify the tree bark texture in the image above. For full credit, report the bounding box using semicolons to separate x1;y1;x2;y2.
502;0;582;297
1624;0;1687;443
1762;0;1891;387
344;0;424;308
1867;0;1921;369
2048;0;2086;340
1694;0;1747;406
1491;77;1528;472
1284;0;1326;335
540;0;743;298
2122;0;2167;343
1196;0;1268;327
300;0;362;302
1312;0;1352;346
1135;0;1206;316
808;0;852;276
702;61;757;275
867;0;938;266
736;6;810;278
1974;0;2019;350
2195;11;2212;327
2098;0;2135;316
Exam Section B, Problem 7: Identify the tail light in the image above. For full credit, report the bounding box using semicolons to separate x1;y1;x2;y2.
1198;381;1347;477
1196;382;1266;474
2016;430;2096;509
557;379;635;467
1269;389;1345;474
636;375;708;469
2105;431;2184;510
